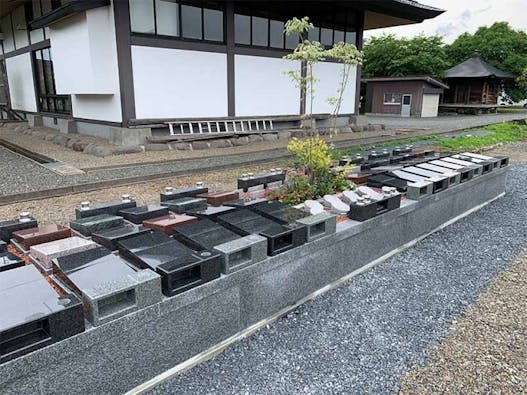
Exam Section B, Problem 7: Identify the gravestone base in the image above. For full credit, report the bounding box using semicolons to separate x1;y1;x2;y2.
0;167;508;394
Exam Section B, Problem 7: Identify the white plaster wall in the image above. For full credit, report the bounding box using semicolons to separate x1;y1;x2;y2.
48;5;122;122
132;46;228;119
308;62;357;114
421;93;440;117
5;53;37;112
235;55;300;116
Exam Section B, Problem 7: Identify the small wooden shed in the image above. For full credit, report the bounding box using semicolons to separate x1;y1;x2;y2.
363;76;449;117
442;53;515;110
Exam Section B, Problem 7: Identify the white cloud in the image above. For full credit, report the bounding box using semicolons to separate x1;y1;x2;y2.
365;0;527;44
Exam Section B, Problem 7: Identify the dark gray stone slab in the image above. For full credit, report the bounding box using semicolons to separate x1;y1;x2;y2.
0;240;6;253
91;225;150;250
75;199;137;219
0;251;25;272
53;248;161;326
172;218;240;251
69;214;124;237
216;209;306;256
186;205;236;219
161;197;208;214
119;233;221;297
0;265;84;364
117;205;169;224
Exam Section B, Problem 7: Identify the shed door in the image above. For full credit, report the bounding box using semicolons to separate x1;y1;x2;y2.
421;94;439;117
401;94;412;117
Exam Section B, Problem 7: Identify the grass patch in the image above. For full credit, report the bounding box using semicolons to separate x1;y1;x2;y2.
497;108;527;114
438;123;527;151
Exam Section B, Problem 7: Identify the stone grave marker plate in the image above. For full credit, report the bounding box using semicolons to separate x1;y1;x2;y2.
117;205;169;224
91;225;151;250
30;236;99;270
161;197;208;214
0;265;84;363
70;214;124;236
0;251;25;272
0;217;38;242
75;199;137;219
142;214;198;235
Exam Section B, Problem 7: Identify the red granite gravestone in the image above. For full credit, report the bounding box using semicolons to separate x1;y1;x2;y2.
143;214;198;235
13;224;71;250
196;191;240;206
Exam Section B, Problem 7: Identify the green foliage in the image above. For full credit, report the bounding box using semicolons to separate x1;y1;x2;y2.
287;136;332;182
284;17;314;37
446;22;527;101
362;34;450;78
438;122;527;151
266;175;316;206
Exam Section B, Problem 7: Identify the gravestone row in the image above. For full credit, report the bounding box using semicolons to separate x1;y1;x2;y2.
0;152;509;365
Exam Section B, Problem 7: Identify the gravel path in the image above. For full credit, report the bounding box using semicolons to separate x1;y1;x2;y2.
147;164;527;395
369;111;527;133
399;252;527;394
1;112;525;198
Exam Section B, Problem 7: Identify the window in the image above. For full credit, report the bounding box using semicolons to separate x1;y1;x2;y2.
28;0;73;20
130;0;224;43
156;0;179;37
32;48;71;115
308;9;359;47
234;11;299;50
383;93;402;105
251;16;268;47
130;0;154;34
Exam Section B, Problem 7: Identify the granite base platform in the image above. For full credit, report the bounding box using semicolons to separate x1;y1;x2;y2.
0;167;507;395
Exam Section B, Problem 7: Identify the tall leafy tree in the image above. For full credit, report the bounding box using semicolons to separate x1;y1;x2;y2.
446;22;527;101
362;34;450;78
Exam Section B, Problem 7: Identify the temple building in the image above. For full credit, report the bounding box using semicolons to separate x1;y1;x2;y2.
0;0;443;143
441;53;515;114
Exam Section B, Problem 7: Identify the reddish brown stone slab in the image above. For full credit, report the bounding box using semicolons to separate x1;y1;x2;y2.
143;214;198;235
196;191;240;206
13;224;71;250
346;173;372;185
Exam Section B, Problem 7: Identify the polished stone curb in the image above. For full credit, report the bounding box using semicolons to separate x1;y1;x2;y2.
0;167;507;395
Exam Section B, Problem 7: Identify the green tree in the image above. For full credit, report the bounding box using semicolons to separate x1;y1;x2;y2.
362;34;449;78
446;22;527;101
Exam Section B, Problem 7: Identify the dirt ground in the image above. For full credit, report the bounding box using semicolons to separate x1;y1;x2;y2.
399;251;527;394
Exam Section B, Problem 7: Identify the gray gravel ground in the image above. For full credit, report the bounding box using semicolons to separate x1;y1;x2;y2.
148;164;527;395
1;112;526;198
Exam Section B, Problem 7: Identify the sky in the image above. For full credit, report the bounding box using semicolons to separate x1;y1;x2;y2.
365;0;527;43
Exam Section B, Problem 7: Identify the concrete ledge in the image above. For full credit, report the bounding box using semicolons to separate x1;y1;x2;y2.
0;167;508;394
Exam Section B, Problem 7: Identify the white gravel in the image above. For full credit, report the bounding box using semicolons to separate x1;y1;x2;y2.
148;164;527;395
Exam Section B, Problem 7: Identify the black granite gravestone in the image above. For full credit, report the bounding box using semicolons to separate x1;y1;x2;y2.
0;265;84;364
161;197;208;214
117;233;221;296
347;194;401;222
367;174;409;192
91;225;151;250
215;209;306;256
70;214;124;236
118;205;169;224
0;217;38;242
0;251;25;272
75;199;137;219
172;219;239;252
0;240;6;253
248;201;309;225
237;171;285;192
186;205;237;219
160;186;209;202
224;198;267;208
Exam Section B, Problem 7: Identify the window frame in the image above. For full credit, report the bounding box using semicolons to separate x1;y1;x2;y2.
130;0;226;44
383;93;403;105
32;47;71;115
